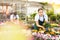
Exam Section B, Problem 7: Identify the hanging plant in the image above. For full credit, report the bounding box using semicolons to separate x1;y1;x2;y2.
50;15;57;22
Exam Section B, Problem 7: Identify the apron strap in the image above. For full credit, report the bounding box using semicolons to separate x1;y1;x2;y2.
39;15;45;25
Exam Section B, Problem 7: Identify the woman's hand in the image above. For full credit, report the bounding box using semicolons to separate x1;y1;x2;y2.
40;26;45;30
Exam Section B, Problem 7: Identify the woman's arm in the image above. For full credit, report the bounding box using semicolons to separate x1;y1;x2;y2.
35;21;42;27
35;21;45;30
44;13;48;22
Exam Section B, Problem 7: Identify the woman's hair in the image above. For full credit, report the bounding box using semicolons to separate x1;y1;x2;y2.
38;8;43;12
10;12;13;15
14;12;17;16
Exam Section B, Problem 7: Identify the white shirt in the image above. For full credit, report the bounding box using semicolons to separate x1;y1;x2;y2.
10;14;19;20
35;13;48;22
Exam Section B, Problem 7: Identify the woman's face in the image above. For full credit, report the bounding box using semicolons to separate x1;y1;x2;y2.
38;10;43;16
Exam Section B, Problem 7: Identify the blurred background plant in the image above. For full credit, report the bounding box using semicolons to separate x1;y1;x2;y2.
50;15;57;22
56;13;60;23
17;10;26;20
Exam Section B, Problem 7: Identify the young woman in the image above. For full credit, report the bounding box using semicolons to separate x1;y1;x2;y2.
34;8;48;31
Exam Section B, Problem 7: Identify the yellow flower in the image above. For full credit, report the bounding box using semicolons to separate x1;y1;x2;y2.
32;30;37;32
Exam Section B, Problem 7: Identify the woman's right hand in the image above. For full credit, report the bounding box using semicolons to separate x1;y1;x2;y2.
39;26;45;30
